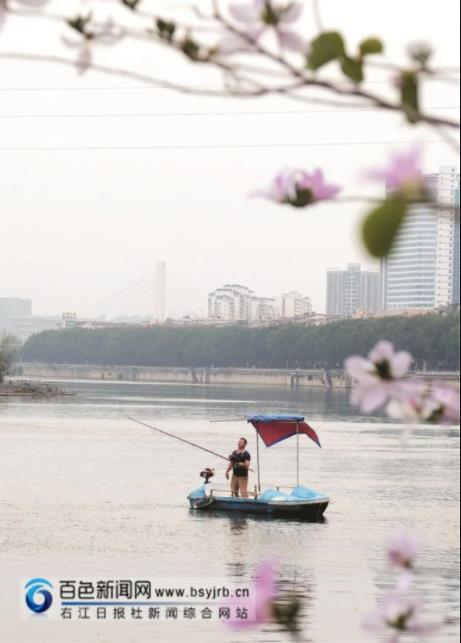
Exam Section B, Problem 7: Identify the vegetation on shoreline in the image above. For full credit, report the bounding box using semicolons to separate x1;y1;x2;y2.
0;380;72;397
20;314;460;371
0;335;18;383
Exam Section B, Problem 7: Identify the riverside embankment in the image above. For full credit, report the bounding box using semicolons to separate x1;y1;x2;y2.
12;363;460;389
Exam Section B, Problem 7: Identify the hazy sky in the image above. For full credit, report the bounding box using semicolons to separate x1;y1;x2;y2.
0;0;459;317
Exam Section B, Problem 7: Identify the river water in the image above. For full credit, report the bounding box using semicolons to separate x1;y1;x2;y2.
0;380;459;643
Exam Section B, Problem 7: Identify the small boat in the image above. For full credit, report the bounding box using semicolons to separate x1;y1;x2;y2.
187;414;330;521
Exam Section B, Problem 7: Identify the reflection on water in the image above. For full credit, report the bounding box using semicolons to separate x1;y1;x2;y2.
0;379;459;642
192;508;327;526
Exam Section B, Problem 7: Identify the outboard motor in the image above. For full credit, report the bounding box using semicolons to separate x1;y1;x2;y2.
200;468;215;484
191;468;216;509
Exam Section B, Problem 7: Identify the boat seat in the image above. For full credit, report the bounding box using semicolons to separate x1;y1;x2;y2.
291;485;329;500
257;489;298;503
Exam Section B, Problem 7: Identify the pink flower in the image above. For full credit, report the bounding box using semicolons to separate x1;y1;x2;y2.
254;168;341;207
221;0;305;53
386;395;436;424
387;528;418;571
224;561;277;629
430;381;460;423
364;590;436;643
387;381;460;424
367;146;424;195
345;341;414;413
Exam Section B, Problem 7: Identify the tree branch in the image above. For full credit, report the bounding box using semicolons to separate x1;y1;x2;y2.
2;1;459;132
209;3;459;129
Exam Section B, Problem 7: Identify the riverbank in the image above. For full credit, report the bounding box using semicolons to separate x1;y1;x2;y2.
12;363;460;389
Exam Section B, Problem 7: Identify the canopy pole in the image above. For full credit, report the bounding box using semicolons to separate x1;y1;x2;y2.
256;429;261;492
296;422;300;486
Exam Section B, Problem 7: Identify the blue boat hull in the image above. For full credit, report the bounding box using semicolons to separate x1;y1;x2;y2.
187;485;329;521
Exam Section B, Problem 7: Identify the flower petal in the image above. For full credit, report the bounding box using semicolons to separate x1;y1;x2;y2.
317;182;341;200
396;570;414;591
280;2;303;23
366;145;424;193
218;34;253;54
388;527;418;569
360;386;388;412
229;2;262;24
369;340;395;363
276;28;306;52
255;561;277;617
390;351;413;378
344;356;374;380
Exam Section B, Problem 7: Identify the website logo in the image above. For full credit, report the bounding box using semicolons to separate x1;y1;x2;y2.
25;578;53;613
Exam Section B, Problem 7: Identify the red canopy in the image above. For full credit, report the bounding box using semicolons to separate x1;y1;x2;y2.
248;419;321;448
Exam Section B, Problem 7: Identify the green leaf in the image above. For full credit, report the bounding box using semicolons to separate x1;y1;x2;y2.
181;37;201;60
307;31;345;70
399;71;420;123
156;18;176;42
362;197;407;257
359;37;384;56
121;0;141;9
67;13;93;38
340;56;364;83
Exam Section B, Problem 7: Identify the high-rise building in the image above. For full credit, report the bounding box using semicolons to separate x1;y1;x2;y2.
11;315;62;343
154;261;166;322
277;291;312;318
208;285;313;324
208;284;255;322
0;297;32;333
381;166;460;310
360;271;382;313
326;264;381;316
250;297;278;323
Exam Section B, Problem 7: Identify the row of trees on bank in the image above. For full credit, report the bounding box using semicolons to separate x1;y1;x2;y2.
20;314;460;371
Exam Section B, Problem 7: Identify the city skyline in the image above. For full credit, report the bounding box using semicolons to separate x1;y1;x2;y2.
3;198;460;336
3;156;458;319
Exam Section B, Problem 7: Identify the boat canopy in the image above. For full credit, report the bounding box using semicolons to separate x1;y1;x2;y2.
247;414;321;448
247;413;305;423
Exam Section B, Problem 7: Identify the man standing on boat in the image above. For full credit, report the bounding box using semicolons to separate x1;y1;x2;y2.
226;438;251;498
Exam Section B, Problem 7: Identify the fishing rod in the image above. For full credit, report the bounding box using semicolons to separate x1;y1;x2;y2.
127;416;254;471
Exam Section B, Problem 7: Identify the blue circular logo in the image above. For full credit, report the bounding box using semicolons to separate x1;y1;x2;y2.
25;578;53;613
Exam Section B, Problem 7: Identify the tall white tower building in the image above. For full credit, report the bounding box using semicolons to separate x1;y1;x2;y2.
326;264;381;316
154;261;166;322
381;166;460;310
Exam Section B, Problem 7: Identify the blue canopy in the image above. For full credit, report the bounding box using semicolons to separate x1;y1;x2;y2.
246;413;305;423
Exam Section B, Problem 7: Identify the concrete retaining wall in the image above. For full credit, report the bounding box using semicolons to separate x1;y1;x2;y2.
13;363;459;389
14;363;349;388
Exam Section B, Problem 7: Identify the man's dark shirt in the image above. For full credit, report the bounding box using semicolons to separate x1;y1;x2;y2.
230;450;251;477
